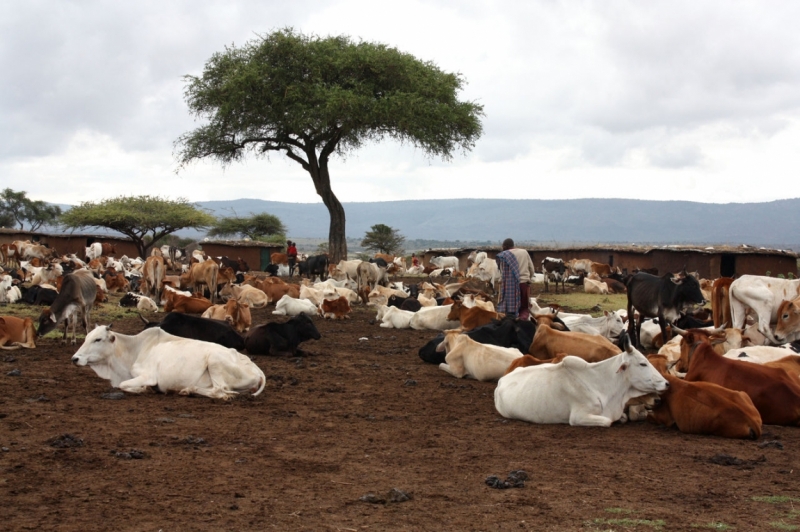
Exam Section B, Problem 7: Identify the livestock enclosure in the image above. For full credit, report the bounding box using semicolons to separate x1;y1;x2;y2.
423;244;799;278
3;286;800;531
0;229;139;259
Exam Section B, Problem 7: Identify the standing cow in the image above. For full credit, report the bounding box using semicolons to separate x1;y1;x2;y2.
626;269;706;348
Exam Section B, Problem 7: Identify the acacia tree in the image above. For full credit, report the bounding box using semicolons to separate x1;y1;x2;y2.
60;195;216;258
207;213;286;241
175;28;483;263
0;188;62;231
361;224;405;255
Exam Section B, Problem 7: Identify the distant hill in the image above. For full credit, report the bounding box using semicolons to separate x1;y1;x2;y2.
188;198;800;250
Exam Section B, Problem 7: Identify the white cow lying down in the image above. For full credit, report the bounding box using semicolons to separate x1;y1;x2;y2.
438;331;522;381
495;336;668;426
72;325;266;400
272;294;318;317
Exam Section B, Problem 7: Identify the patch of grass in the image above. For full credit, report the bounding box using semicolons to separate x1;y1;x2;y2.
592;517;666;529
534;292;628;317
770;522;799;531
753;496;800;504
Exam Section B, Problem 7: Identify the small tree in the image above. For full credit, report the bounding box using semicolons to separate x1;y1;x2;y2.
60;195;216;258
207;213;286;241
0;188;62;231
361;224;405;255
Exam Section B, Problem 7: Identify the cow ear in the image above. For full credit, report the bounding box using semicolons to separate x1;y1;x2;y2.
109;334;116;343
617;363;628;373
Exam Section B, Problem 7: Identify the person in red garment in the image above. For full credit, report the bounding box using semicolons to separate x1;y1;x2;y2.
287;241;298;278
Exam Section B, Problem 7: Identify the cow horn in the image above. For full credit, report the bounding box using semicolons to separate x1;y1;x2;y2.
672;326;688;336
138;313;149;326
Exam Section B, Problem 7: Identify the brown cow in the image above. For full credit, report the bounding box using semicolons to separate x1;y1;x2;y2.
590;262;617;278
0;243;19;267
446;300;501;331
202;298;251;332
102;268;129;293
100;242;116;256
319;295;351;319
529;312;621;362
270;252;288;265
164;292;213;314
142;255;165;300
181;261;220;303
685;341;800;426
674;327;751;373
648;372;762;439
711;277;734;328
763;355;800;386
775;296;800;343
504;353;569;374
0;316;37;349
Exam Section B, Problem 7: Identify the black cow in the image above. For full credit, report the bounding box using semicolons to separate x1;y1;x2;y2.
542;258;566;293
264;263;280;276
244;314;321;356
626;269;706;348
369;257;388;268
418;318;537;365
20;285;59;306
118;292;141;308
297;254;329;279
216;256;250;273
140;312;245;351
387;294;422;313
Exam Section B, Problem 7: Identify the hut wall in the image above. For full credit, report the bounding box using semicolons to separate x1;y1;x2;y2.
199;243;282;272
733;255;797;277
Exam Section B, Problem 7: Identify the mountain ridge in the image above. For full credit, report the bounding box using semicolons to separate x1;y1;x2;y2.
193;197;800;249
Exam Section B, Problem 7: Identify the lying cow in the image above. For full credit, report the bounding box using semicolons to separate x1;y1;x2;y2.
0;316;37;349
140;312;245;351
272;294;318;317
419;318;536;365
72;325;265;399
375;305;415;329
244;314;321;356
685;341;800;426
494;333;668;426
647;372;762;439
119;292;159;312
437;330;522;381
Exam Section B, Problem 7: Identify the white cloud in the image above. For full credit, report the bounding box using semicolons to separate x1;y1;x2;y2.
3;0;800;206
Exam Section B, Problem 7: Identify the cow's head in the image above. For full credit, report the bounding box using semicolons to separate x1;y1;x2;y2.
775;299;800;343
292;313;321;341
71;325;115;366
618;331;669;394
36;308;58;338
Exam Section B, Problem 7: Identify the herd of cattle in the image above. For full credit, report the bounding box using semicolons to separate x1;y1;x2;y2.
3;240;800;440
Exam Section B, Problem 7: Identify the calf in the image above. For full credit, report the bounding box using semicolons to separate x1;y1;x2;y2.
647;373;762;439
245;314;321;356
272;294;319;317
418;318;536;365
37;271;97;344
319;295;351;319
374;305;415;329
446;300;501;331
164;292;213;314
542;257;566;294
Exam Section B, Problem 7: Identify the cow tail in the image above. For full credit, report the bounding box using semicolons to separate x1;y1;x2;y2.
253;371;266;397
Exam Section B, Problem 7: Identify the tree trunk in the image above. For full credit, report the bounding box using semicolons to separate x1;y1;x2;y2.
310;158;347;263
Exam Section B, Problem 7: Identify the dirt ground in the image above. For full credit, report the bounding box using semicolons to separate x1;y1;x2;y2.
2;281;800;532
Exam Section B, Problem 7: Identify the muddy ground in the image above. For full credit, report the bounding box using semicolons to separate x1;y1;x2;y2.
2;281;800;532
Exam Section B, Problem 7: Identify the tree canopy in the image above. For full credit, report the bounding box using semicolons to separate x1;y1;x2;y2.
0;188;62;231
361;224;405;255
176;28;483;262
207;213;286;241
60;195;216;258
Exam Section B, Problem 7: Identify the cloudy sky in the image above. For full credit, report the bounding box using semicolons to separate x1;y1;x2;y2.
3;1;800;206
